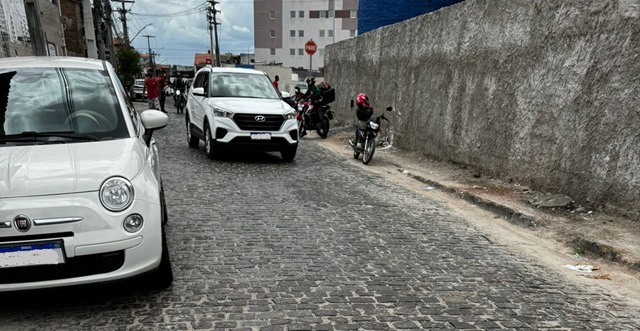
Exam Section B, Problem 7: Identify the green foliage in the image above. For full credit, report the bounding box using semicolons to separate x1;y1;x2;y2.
116;47;141;88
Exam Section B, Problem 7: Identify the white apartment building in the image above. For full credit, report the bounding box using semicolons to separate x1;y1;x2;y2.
1;0;30;44
254;0;358;71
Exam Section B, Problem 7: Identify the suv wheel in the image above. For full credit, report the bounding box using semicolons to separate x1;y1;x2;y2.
186;115;199;148
281;146;297;162
204;123;216;159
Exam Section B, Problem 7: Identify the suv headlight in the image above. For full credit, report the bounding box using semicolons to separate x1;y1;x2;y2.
100;177;134;212
213;107;233;118
284;111;296;120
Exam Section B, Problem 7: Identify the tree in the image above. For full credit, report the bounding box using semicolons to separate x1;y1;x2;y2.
116;47;142;89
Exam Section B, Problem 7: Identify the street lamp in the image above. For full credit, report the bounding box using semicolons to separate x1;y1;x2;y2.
130;23;152;44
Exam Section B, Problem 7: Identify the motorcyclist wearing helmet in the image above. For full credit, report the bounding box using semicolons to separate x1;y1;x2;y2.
299;76;323;138
173;73;186;107
351;93;374;148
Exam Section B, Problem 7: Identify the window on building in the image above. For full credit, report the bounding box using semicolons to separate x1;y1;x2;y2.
350;30;356;37
270;48;276;55
298;10;304;18
298;48;303;56
319;48;324;56
350;10;357;18
298;30;304;37
329;10;334;18
290;30;295;37
320;11;326;18
319;30;325;38
270;11;276;19
290;48;295;55
328;30;334;38
290;10;296;18
270;30;276;38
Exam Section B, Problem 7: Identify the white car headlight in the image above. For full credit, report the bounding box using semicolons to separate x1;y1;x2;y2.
284;111;296;120
100;177;134;212
369;122;380;130
213;107;234;118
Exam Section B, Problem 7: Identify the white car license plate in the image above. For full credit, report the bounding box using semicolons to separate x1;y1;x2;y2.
0;241;66;269
250;133;271;140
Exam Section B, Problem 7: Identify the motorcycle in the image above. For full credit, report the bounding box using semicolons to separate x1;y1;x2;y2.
174;88;186;114
297;88;335;139
349;106;393;165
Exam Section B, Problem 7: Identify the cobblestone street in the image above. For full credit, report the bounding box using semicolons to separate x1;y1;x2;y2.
1;104;639;331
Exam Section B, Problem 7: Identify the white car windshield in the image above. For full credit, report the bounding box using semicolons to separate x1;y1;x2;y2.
0;67;128;142
209;72;280;99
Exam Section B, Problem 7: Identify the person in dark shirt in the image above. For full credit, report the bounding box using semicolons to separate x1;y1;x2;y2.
157;71;167;113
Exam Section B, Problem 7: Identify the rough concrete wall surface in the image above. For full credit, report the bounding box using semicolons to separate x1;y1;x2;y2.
325;0;640;218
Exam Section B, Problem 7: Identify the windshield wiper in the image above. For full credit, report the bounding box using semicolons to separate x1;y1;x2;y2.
0;131;101;143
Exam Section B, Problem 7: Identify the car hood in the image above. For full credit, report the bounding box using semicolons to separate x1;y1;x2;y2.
208;98;293;114
0;139;145;198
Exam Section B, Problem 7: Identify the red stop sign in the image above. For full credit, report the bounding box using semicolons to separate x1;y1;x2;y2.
305;40;317;56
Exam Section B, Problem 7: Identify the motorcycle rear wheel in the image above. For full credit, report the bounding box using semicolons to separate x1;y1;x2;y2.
362;137;375;165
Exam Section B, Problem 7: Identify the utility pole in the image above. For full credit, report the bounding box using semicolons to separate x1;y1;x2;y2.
150;50;160;75
112;0;134;46
104;0;117;68
23;0;47;55
94;1;105;60
142;34;155;73
207;0;221;66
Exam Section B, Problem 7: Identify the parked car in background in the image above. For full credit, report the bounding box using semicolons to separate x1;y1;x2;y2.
185;67;299;161
0;57;173;292
129;78;146;101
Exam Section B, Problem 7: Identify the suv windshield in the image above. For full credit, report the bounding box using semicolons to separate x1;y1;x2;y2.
209;72;280;99
0;67;128;143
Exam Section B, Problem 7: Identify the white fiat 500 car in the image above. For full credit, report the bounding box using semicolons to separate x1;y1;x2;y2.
185;67;298;161
0;57;173;292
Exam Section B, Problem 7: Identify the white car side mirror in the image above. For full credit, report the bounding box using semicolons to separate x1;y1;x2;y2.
192;87;206;96
140;110;169;130
281;91;291;99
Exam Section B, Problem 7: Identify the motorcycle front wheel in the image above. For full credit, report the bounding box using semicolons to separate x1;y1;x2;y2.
362;136;375;165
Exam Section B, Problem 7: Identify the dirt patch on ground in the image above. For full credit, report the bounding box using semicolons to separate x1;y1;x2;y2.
313;128;640;307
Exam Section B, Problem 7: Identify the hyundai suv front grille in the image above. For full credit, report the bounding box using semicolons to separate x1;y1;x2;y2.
233;114;284;131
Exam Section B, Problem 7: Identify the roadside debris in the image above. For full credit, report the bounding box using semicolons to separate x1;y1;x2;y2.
426;186;434;190
579;274;611;280
529;193;574;209
564;264;600;272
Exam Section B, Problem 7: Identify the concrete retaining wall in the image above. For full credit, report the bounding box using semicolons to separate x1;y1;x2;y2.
326;0;640;218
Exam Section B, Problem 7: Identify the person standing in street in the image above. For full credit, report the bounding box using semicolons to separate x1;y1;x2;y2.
157;71;167;113
142;69;160;110
273;75;280;95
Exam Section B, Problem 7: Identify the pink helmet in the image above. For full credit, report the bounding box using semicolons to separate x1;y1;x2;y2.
356;93;370;109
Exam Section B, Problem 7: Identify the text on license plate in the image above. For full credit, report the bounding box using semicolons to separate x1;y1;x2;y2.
250;133;271;140
0;241;66;269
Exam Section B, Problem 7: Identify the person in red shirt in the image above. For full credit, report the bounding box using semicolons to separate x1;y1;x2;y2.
142;69;159;110
272;75;280;96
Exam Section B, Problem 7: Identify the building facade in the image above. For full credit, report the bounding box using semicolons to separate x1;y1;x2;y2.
358;0;465;34
254;0;358;71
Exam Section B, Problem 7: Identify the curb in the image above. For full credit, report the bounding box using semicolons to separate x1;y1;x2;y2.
385;161;640;272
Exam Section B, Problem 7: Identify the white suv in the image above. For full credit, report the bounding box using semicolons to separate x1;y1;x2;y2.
0;57;172;292
185;67;298;161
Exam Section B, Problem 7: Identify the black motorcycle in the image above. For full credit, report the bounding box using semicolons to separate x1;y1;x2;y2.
350;107;393;165
298;88;335;139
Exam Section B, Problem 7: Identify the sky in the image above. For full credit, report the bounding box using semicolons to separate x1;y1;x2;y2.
116;0;254;66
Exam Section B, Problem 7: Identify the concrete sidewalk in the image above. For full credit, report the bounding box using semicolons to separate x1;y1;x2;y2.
318;127;640;273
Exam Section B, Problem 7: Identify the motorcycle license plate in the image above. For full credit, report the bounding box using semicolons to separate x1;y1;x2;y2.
250;132;271;140
0;240;66;269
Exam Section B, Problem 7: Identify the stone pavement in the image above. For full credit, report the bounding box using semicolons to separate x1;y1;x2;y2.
1;105;639;330
319;128;640;274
